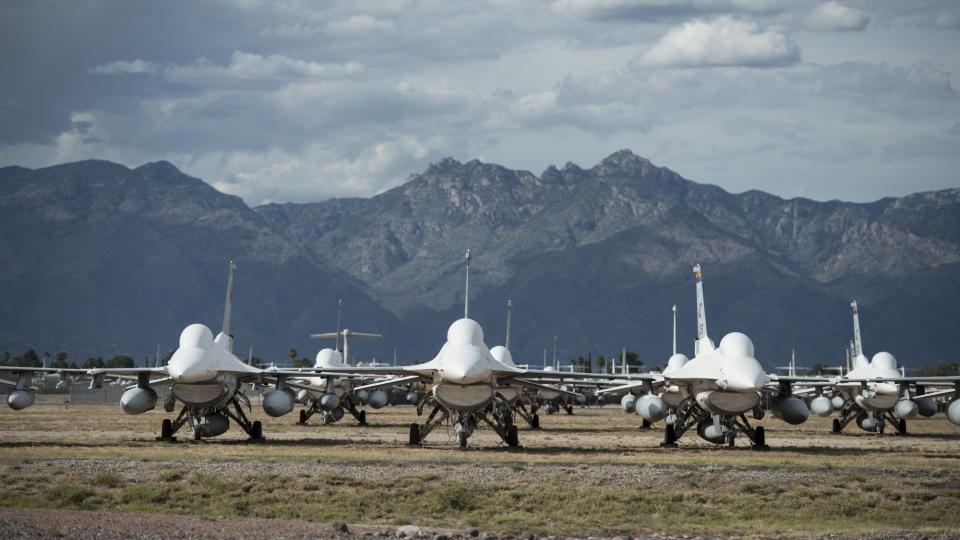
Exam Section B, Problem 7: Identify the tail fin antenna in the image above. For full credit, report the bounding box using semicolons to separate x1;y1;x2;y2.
505;299;512;350
464;249;471;319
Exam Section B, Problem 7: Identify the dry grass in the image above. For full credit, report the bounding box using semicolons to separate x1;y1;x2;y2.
1;400;958;536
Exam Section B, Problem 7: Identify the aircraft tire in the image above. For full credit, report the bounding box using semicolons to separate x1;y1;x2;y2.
832;419;841;433
457;431;468;448
358;410;367;425
408;423;420;445
193;428;202;441
250;421;263;439
754;426;765;447
664;423;677;445
506;425;519;447
299;410;307;424
160;419;173;439
531;414;540;429
898;418;907;434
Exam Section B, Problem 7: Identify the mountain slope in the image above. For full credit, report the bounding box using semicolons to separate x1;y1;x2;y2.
2;152;957;368
0;160;406;362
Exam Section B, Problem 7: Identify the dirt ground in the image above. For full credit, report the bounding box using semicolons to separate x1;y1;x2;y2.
0;399;958;538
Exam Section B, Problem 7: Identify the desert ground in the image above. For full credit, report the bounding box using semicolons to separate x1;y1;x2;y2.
0;397;958;539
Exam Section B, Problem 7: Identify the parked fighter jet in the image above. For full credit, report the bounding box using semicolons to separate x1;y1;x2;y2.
599;264;815;448
827;301;954;434
299;250;621;448
86;262;325;441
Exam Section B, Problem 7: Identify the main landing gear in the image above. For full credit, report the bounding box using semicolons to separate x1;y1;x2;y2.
833;406;908;435
660;398;768;450
408;398;521;449
513;398;542;429
297;397;368;426
156;394;264;442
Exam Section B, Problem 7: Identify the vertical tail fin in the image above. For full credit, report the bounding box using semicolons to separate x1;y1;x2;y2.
220;261;237;353
693;264;714;355
505;299;512;350
850;300;863;358
464;249;471;319
155;345;161;368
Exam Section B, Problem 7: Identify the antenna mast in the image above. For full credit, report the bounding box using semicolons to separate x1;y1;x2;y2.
335;299;343;353
672;304;677;355
505;299;512;350
464;249;471;319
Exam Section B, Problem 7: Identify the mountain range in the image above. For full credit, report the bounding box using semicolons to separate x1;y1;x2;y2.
2;150;958;369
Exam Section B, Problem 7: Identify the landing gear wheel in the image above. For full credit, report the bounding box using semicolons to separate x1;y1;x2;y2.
358;410;367;426
661;423;678;448
408;423;420;445
193;427;202;441
640;419;652;430
298;410;307;424
506;425;519;447
250;421;263;440
564;404;574;415
531;414;540;429
878;420;885;435
160;419;173;439
457;431;468;449
726;431;736;447
503;412;513;430
897;419;907;434
752;426;768;450
832;418;841;433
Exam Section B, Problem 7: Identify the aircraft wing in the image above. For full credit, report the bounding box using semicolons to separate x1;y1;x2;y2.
835;376;960;384
87;367;168;376
769;375;834;383
1;367;86;375
499;368;658;381
595;380;663;395
353;375;429;392
509;378;582;397
281;366;416;377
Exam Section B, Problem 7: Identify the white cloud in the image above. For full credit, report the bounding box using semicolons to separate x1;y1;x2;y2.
636;16;800;67
804;1;870;32
89;59;160;75
934;9;960;29
326;15;395;33
162;52;363;85
551;0;781;20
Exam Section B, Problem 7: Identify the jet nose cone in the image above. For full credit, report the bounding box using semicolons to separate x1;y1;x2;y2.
720;357;767;391
167;347;215;383
442;346;491;385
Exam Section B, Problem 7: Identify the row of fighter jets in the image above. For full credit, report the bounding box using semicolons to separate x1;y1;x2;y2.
2;252;958;448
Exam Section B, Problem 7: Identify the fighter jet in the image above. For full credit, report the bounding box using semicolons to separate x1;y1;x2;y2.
826;301;958;434
86;261;326;441
300;250;626;448
598;264;815;448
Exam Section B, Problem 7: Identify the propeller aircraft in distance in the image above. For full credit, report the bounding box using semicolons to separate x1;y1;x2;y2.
292;299;386;426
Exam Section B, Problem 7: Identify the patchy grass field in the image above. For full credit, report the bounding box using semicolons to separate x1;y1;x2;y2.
1;399;958;538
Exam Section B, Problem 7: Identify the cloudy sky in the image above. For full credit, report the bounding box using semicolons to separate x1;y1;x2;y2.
1;1;958;205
